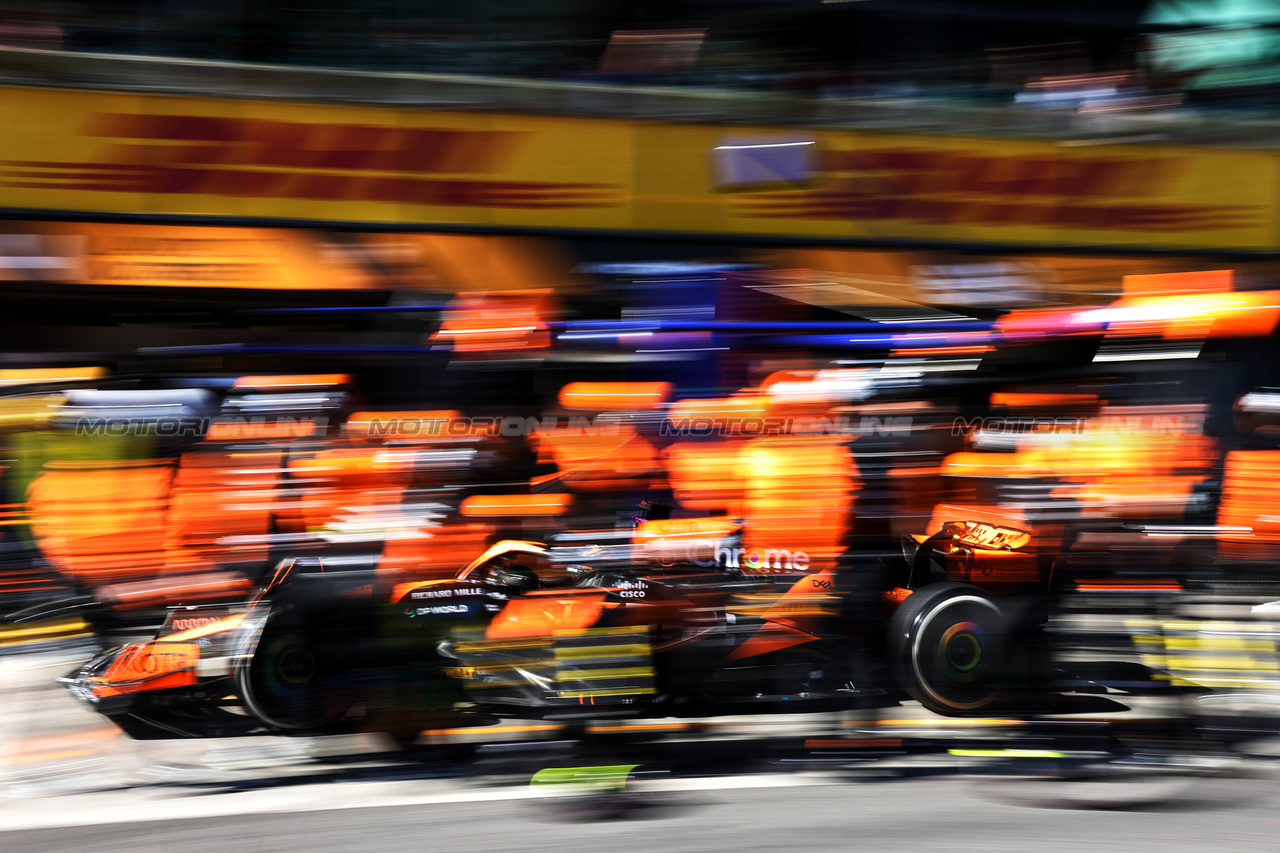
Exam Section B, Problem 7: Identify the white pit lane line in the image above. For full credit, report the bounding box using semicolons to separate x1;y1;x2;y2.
0;773;832;833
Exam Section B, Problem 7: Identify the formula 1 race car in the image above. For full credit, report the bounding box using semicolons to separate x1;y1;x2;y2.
57;526;894;740
58;500;1171;740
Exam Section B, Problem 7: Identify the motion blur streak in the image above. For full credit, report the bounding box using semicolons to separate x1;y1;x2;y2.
7;5;1280;849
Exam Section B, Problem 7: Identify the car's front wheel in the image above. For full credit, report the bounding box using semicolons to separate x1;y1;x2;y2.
234;607;345;731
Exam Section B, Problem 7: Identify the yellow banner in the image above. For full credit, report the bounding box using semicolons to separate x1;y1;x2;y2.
0;221;374;289
0;84;1275;251
0;222;577;291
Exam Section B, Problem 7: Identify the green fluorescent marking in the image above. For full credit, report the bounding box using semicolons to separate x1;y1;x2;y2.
530;764;640;790
948;748;1066;758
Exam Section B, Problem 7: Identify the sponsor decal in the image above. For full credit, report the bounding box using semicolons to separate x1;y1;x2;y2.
2;112;618;211
159;610;239;637
411;587;485;599
416;604;471;616
139;647;195;673
612;579;649;598
718;544;810;571
652;539;810;571
942;520;1032;551
737;148;1262;234
166;616;220;633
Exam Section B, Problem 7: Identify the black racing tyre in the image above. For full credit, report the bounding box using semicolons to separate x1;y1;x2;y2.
235;609;345;731
887;582;1005;717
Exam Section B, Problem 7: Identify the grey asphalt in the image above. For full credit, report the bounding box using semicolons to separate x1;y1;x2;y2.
3;772;1279;853
5;599;1280;853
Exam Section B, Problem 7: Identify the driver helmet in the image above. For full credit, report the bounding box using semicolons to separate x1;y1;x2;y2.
492;559;541;592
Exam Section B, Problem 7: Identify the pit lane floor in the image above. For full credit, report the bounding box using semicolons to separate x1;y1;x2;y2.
4;630;1280;851
3;764;1280;853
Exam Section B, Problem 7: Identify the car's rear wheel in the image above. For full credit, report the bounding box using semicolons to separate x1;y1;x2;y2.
888;582;1005;716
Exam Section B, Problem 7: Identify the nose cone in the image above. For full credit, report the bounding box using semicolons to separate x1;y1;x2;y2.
56;645;126;708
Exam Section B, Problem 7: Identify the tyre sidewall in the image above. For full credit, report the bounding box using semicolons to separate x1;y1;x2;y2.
888;582;1004;716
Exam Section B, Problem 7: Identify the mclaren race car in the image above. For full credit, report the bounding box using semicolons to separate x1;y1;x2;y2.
58;501;1173;740
57;522;901;740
